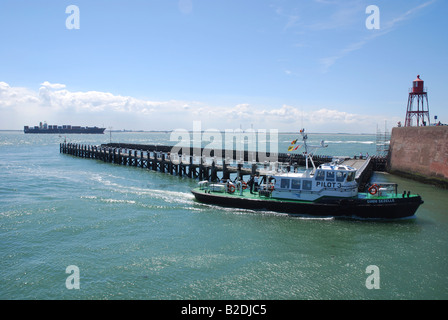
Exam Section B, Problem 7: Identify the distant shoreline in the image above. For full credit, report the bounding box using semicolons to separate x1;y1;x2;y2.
0;129;377;135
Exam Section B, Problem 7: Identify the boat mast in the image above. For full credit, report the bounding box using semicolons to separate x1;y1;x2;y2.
300;129;327;171
301;130;313;170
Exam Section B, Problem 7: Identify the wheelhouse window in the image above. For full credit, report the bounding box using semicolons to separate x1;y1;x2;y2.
326;171;335;181
347;172;355;182
336;171;346;182
302;180;312;190
315;170;325;181
291;179;301;189
280;179;290;189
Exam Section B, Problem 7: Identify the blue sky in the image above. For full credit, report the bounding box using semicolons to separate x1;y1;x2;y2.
0;0;446;132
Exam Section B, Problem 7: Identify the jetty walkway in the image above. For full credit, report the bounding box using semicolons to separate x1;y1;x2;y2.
60;142;386;191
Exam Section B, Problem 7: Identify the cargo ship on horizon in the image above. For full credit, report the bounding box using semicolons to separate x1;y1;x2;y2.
24;122;105;134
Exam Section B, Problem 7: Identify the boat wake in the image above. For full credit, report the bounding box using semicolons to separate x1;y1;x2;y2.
87;174;195;206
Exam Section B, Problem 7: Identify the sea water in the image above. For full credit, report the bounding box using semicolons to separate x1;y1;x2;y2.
1;131;447;300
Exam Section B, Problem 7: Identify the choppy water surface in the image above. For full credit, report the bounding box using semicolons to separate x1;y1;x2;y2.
0;131;447;299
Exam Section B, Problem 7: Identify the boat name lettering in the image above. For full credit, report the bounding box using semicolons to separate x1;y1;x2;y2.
316;182;342;188
366;199;395;204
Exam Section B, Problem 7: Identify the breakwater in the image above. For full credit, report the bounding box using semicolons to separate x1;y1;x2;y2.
388;126;448;188
60;142;387;191
101;142;335;166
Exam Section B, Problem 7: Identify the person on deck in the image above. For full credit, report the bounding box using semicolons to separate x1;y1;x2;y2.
248;175;254;194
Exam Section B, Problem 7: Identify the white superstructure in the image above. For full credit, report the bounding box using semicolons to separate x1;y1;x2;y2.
269;164;358;201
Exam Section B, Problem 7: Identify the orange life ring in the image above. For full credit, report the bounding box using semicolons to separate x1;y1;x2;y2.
241;181;247;190
368;184;379;195
228;184;236;193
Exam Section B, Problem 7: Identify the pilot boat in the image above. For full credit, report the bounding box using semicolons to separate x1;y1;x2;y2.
191;130;423;220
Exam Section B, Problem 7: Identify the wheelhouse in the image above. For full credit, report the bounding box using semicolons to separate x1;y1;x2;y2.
270;163;358;201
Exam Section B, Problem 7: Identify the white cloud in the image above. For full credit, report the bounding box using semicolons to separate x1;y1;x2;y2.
0;81;180;129
0;81;397;133
384;0;436;29
0;82;39;108
40;81;66;89
36;83;168;114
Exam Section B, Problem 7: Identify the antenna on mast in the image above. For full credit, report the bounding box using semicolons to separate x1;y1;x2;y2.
300;128;328;171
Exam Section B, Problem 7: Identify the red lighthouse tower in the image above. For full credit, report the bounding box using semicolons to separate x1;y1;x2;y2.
404;75;430;127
